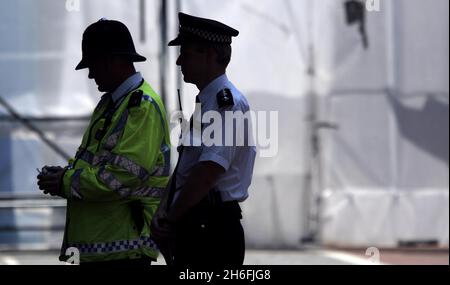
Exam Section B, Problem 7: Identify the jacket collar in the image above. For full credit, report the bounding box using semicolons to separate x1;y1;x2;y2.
110;72;144;104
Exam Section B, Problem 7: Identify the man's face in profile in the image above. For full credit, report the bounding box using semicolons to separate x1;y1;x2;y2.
176;43;208;85
88;56;112;93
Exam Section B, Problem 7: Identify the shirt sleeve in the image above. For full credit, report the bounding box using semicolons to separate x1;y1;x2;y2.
197;103;239;171
198;146;235;171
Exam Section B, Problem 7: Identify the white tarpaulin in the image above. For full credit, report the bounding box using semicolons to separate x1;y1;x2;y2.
318;0;449;247
178;0;449;248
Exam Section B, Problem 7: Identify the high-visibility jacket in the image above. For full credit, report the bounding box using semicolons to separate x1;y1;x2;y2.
59;80;170;263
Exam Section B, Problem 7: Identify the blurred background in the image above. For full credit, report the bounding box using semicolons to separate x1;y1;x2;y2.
0;0;448;265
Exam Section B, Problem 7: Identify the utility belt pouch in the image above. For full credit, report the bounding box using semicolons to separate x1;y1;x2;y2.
129;200;144;233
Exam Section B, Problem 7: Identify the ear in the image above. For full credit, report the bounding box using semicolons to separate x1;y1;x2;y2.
105;55;116;69
206;46;218;64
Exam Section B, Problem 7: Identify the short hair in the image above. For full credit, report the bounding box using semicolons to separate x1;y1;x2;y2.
210;44;232;67
193;43;232;67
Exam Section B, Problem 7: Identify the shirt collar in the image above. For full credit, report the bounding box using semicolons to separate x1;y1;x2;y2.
110;72;144;104
197;74;228;104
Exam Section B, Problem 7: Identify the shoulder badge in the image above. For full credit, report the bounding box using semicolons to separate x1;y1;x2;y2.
216;88;234;108
127;90;143;109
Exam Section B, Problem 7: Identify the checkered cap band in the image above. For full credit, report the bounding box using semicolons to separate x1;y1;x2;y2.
180;25;232;44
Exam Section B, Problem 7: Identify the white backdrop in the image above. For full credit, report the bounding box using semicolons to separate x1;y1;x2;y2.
178;0;449;248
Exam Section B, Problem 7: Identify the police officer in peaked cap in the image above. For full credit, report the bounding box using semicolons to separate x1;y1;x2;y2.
151;13;257;269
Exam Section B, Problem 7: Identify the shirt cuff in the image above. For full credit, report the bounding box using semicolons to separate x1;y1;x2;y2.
199;153;231;171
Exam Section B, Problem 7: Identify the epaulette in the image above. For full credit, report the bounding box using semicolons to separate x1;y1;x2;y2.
127;90;143;109
216;88;234;108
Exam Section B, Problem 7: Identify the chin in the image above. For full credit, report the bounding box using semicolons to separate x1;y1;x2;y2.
183;76;192;84
97;86;107;92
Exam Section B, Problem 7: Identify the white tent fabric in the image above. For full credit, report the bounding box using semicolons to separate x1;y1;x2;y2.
318;0;449;247
174;0;312;248
179;0;449;248
0;0;448;249
1;0;162;116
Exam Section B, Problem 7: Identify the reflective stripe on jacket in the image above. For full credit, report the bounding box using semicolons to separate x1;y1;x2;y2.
60;80;170;263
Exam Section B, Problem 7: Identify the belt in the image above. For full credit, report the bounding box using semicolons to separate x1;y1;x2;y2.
198;189;223;206
177;192;242;226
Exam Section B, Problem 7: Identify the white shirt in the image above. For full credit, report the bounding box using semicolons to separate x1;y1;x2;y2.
174;74;256;202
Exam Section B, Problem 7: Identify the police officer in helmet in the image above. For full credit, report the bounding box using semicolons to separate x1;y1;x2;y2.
38;19;171;265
